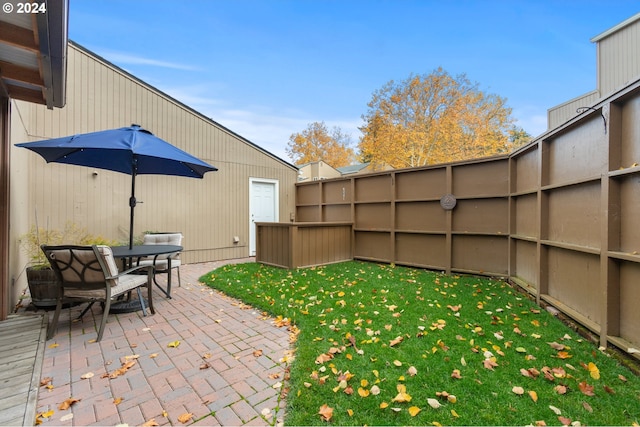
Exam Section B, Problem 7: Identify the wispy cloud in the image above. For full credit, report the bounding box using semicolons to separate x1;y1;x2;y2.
99;49;202;72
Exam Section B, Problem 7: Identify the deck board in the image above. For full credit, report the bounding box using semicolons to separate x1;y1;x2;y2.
0;314;47;427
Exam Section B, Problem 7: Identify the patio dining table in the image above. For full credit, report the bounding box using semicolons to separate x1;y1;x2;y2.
111;244;183;301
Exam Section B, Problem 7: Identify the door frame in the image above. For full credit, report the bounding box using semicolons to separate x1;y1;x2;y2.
249;177;279;256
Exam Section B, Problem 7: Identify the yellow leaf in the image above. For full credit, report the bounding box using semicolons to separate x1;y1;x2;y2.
39;410;54;418
361;379;369;387
347;408;354;417
447;395;457;403
58;397;81;410
380;402;389;409
150;353;158;358
409;406;421;416
451;409;460;418
588;362;600;380
114;397;123;405
346;353;353;360
358;387;370;397
48;343;59;349
167;340;180;348
529;390;538;402
177;412;194;423
392;392;412;403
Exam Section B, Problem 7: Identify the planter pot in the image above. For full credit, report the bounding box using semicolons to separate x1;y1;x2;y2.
26;267;59;309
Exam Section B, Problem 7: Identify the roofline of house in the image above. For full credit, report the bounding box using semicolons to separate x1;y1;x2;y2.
68;40;298;171
590;12;640;43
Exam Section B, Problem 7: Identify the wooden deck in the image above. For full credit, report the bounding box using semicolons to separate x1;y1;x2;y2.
0;314;47;426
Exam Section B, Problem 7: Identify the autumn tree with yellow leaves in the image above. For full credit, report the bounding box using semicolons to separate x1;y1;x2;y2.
359;68;529;169
286;121;355;167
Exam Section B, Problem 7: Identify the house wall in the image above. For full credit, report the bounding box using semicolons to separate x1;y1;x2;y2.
8;42;297;308
547;13;640;130
295;78;640;355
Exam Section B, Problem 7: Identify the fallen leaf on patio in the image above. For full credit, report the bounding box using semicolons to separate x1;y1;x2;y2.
318;404;334;421
80;372;94;379
105;360;137;379
60;413;73;422
48;343;59;349
253;349;263;357
40;377;52;387
579;381;595;396
512;386;525;395
39;410;54;419
178;413;194;423
409;406;421;416
58;397;80;410
142;327;151;331
114;397;123;405
268;372;280;379
167;340;180;348
124;354;140;360
199;363;209;370
149;353;158;358
203;352;212;359
427;398;441;409
162;410;168;417
141;419;160;426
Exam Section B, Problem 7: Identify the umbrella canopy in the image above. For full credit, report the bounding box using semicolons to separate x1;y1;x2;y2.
16;124;217;248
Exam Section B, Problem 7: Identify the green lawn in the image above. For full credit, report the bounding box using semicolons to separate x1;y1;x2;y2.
200;261;640;426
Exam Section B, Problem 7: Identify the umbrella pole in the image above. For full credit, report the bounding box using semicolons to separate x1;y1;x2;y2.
129;161;137;250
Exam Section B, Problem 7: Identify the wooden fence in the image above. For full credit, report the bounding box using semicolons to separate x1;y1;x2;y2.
256;222;352;269
294;79;640;356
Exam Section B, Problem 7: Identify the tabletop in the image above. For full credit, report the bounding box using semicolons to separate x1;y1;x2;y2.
111;245;183;258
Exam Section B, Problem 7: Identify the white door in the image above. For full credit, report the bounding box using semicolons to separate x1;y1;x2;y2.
249;178;278;256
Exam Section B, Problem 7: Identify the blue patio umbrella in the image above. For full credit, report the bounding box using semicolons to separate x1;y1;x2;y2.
16;124;217;249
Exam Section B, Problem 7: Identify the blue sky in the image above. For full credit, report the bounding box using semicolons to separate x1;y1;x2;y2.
69;1;639;162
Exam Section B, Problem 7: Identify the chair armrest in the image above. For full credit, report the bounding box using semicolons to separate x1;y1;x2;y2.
107;264;154;280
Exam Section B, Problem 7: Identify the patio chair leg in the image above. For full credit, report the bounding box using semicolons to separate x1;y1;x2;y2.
97;299;110;342
177;267;181;287
136;287;148;316
77;301;95;319
47;298;63;340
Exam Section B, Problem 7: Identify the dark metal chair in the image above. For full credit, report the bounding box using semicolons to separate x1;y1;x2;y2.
42;245;154;342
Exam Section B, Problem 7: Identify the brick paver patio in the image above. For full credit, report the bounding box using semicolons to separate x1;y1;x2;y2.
34;258;290;426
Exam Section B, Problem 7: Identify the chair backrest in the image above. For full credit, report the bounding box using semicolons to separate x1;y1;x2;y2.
41;245;120;289
143;233;183;260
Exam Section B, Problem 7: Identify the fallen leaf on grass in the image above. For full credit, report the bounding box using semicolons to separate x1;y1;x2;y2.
548;341;566;350
579;381;595;396
558;416;572;426
427;398;441;409
549;405;562;415
318;404;334;421
178;413;194;423
483;358;498;370
603;385;615;394
451;369;462;379
554;385;567;395
528;390;538;402
409;406;421;416
512;386;525;395
587;362;600;380
582;401;593;412
58;398;80;410
390;336;404;347
407;366;417;376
